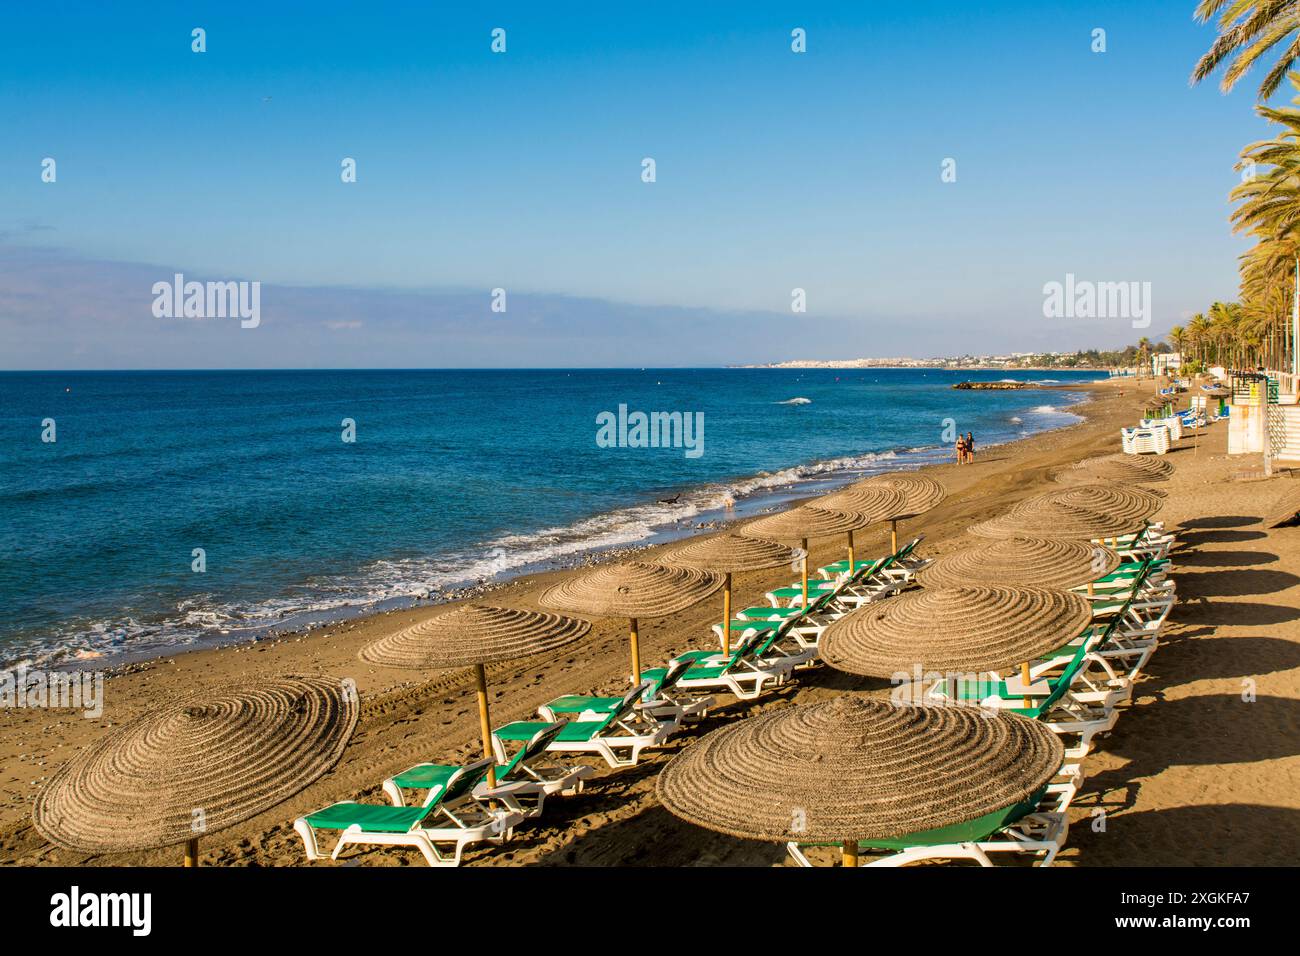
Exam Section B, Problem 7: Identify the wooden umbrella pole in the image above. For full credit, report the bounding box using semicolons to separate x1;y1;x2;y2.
800;538;809;608
1021;661;1032;709
629;618;641;686
842;842;859;868
474;663;497;788
722;573;733;656
847;530;855;571
184;836;199;868
890;519;898;554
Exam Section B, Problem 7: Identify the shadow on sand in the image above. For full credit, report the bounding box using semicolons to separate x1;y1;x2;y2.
1173;567;1300;599
1066;803;1300;866
1173;549;1278;568
1093;694;1300;773
1175;515;1260;531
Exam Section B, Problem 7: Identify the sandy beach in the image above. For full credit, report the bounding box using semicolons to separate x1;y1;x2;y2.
3;379;1297;867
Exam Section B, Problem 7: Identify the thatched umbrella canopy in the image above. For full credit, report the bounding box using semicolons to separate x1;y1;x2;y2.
663;535;798;654
1262;482;1300;529
1054;454;1173;486
819;585;1092;677
656;697;1063;866
815;485;906;569
1021;484;1163;525
33;675;358;866
816;485;906;521
859;473;948;550
917;537;1120;591
969;499;1145;543
361;604;590;785
541;562;722;683
740;507;868;606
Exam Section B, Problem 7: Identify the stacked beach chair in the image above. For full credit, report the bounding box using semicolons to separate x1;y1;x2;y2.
1124;383;1230;453
1121;423;1172;454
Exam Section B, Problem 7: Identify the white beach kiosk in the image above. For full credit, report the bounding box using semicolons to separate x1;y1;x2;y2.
1226;369;1300;470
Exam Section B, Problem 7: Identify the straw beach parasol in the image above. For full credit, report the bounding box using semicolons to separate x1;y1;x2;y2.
1054;453;1174;486
739;506;866;608
917;537;1120;591
664;535;798;655
969;499;1145;542
33;675;358;865
1028;484;1163;525
819;585;1093;678
361;604;590;787
815;485;904;519
541;562;722;684
859;473;947;551
656;696;1063;866
1262;482;1300;528
815;484;906;568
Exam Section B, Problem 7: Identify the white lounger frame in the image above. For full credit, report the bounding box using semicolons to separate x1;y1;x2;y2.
294;804;523;868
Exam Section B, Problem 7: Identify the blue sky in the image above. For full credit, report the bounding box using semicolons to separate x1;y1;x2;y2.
0;1;1278;367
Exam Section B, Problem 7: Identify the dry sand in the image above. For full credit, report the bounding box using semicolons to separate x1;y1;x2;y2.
2;380;1297;866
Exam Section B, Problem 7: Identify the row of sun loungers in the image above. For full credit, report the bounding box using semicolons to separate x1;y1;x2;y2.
292;518;1178;867
291;538;930;864
786;531;1176;867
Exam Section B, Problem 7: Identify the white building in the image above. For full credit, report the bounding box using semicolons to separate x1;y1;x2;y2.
1152;352;1181;376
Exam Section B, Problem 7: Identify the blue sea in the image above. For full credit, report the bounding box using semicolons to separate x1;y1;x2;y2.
0;368;1096;667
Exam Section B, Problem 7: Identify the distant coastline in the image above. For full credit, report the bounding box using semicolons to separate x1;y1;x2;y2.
731;360;1114;371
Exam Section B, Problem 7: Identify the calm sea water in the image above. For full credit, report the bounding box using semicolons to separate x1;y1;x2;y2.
0;368;1096;666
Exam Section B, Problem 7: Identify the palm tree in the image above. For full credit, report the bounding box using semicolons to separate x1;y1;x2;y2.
1168;326;1186;373
1192;1;1300;100
1188;313;1213;367
1228;75;1300;372
1212;302;1248;366
1239;236;1297;364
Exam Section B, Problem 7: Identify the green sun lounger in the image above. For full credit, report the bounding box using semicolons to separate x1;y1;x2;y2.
736;586;838;622
493;681;676;768
925;563;1159;758
295;757;521;867
787;783;1068;867
928;648;1116;759
381;722;590;816
816;557;884;577
818;537;925;578
778;558;888;602
640;628;807;701
538;658;712;722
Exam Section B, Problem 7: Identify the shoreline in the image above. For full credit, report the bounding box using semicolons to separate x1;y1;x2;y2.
9;382;1092;673
7;377;1294;867
0;379;1128;852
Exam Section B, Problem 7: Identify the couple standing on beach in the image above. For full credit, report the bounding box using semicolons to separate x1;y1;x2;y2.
956;431;976;465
